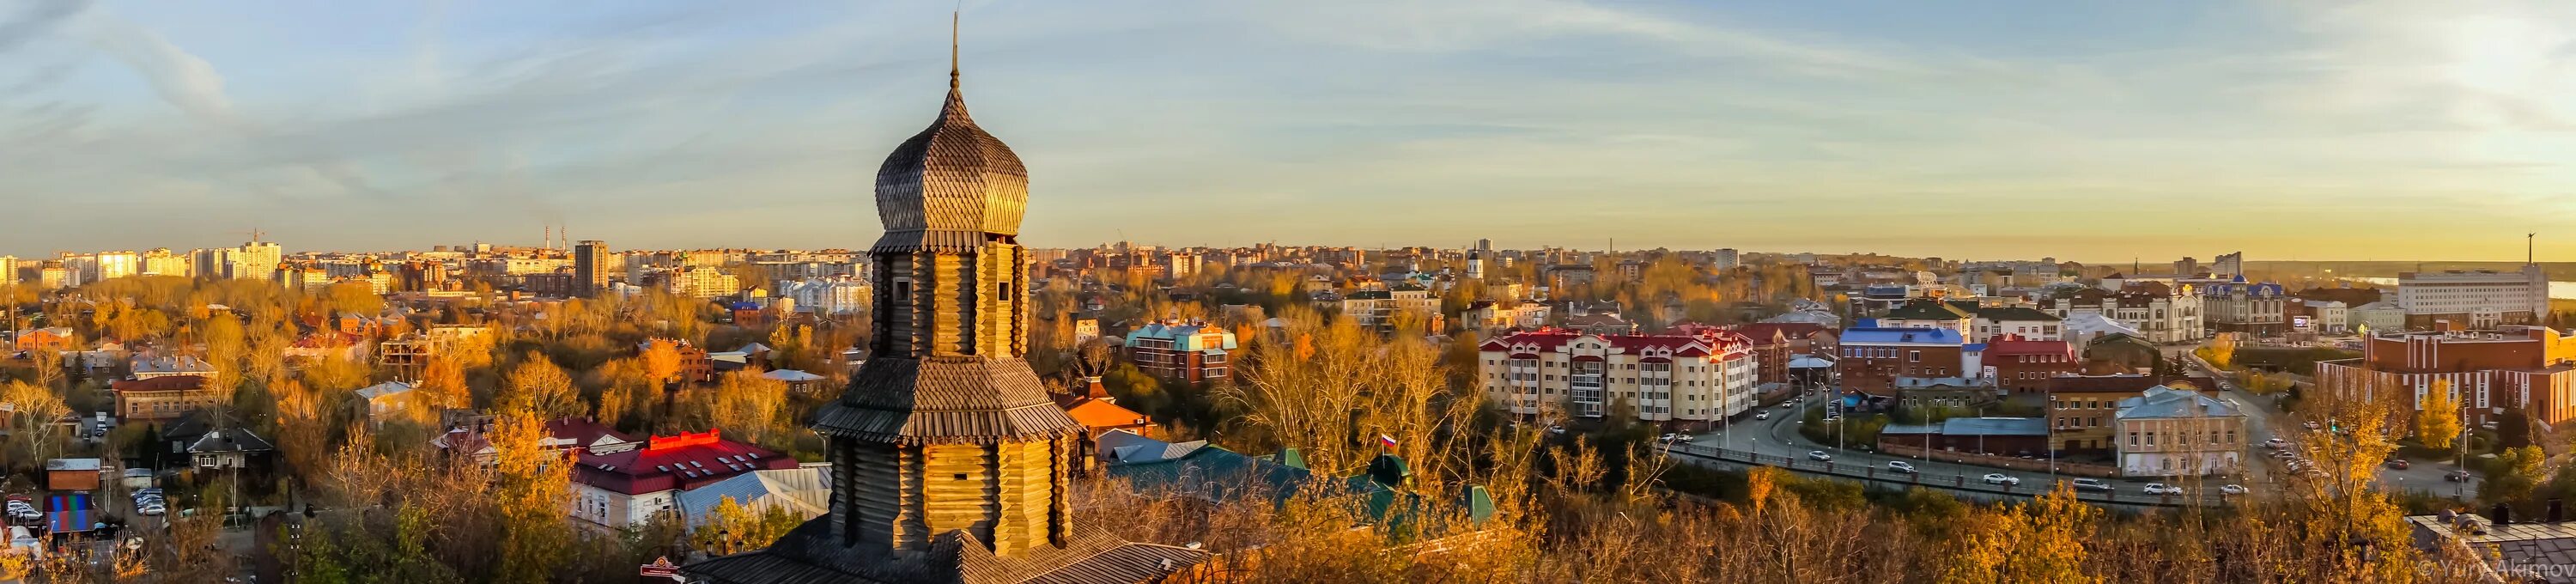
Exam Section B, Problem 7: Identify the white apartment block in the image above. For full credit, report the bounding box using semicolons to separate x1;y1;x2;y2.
779;277;870;315
1338;289;1437;331
0;256;16;285
1477;329;1757;423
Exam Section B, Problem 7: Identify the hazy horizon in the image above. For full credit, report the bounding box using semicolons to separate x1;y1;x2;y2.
6;0;2576;260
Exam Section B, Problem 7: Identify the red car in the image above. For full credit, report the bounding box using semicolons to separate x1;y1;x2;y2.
2385;459;2410;470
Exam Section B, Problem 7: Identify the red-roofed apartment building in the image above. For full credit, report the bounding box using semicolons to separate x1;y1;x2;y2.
111;375;218;421
1984;335;2079;395
1477;328;1757;426
570;430;798;528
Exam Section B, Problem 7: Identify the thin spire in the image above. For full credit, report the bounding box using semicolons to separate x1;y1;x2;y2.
950;9;961;91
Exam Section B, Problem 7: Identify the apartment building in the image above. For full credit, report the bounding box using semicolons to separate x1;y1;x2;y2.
1339;288;1437;332
1123;319;1238;384
1478;328;1757;424
1984;335;2077;394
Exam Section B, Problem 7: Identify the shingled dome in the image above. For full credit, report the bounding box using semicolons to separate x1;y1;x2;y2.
872;68;1029;253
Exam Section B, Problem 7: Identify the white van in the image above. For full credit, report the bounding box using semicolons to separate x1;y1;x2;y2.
7;525;38;551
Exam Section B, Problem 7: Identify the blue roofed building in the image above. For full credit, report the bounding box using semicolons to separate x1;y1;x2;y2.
1838;327;1968;396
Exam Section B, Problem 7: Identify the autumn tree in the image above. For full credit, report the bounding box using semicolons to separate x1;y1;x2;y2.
2;380;69;474
2417;379;2461;450
489;409;574;583
706;369;792;447
693;496;806;554
501;351;580;419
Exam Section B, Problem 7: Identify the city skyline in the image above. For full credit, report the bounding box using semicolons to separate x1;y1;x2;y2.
7;1;2576;260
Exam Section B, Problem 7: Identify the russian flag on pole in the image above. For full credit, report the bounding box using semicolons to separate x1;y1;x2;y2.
1377;434;1398;449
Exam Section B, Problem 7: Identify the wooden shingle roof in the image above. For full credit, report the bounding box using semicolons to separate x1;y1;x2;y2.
811;356;1083;446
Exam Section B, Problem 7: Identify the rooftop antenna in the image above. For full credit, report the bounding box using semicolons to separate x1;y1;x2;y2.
2530;233;2537;265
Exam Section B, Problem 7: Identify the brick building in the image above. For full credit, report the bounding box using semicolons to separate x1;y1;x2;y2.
2316;326;2576;427
1121;319;1238;384
1838;327;1966;396
112;375;218;421
1725;322;1838;386
1984;335;2078;394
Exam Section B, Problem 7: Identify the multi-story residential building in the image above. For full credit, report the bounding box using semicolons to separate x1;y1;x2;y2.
1462;301;1550;334
1837;327;1966;396
569;430;799;529
2115;385;2248;477
2397;265;2550;330
2316;326;2576;427
138;248;190;277
574;240;611;297
13;326;77;352
1122;320;1237;384
1728;322;1838;386
35;260;68;289
1478;328;1756;423
2202;280;2288;338
1984;335;2077;394
777;276;869;315
1712;248;1740;271
111;375;218;421
1339;288;1437;332
0;255;15;285
670;265;743;299
2211;252;2244;278
1964;305;2063;343
2036;282;2202;344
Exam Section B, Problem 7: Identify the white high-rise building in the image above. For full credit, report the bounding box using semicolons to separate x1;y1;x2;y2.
1713;248;1740;271
0;255;17;285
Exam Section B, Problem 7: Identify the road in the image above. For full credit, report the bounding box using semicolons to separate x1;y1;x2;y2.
1693;396;2259;500
2181;350;2482;500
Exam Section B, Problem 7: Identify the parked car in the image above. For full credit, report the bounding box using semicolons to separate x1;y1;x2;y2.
2219;484;2249;496
1886;461;1917;474
136;502;165;516
2068;478;2114;491
1981;473;2020;486
2385;459;2410;470
1807;450;1833;462
2302;421;2321;430
2142;483;2184;496
2446;470;2475;482
2263;438;2288;449
1778;401;1795;409
1547;425;1565;435
1753;411;1770;421
1659;433;1683;443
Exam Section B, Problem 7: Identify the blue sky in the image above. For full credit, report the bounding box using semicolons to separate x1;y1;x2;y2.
4;0;2575;262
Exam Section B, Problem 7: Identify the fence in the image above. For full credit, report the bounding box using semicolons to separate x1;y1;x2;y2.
1876;443;2120;478
1663;442;2221;508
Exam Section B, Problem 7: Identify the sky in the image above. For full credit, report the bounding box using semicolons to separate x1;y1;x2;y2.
4;0;2576;263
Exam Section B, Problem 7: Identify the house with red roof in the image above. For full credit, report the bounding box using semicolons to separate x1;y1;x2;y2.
1476;328;1757;427
569;429;798;529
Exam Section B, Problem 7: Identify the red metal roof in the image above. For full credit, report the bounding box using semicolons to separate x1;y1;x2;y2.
1982;334;2074;357
573;430;797;496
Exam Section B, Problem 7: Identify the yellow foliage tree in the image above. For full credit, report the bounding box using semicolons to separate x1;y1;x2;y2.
2418;379;2461;450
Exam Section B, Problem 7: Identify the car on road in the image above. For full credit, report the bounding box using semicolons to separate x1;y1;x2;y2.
2068;478;2113;492
1981;473;2020;486
2263;438;2288;449
1886;461;1917;474
2302;421;2321;430
2385;459;2410;470
1657;433;1694;443
1778;401;1795;409
1807;450;1832;461
1547;425;1565;435
2219;484;2249;496
2446;470;2475;482
1754;411;1770;421
2142;483;2184;496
